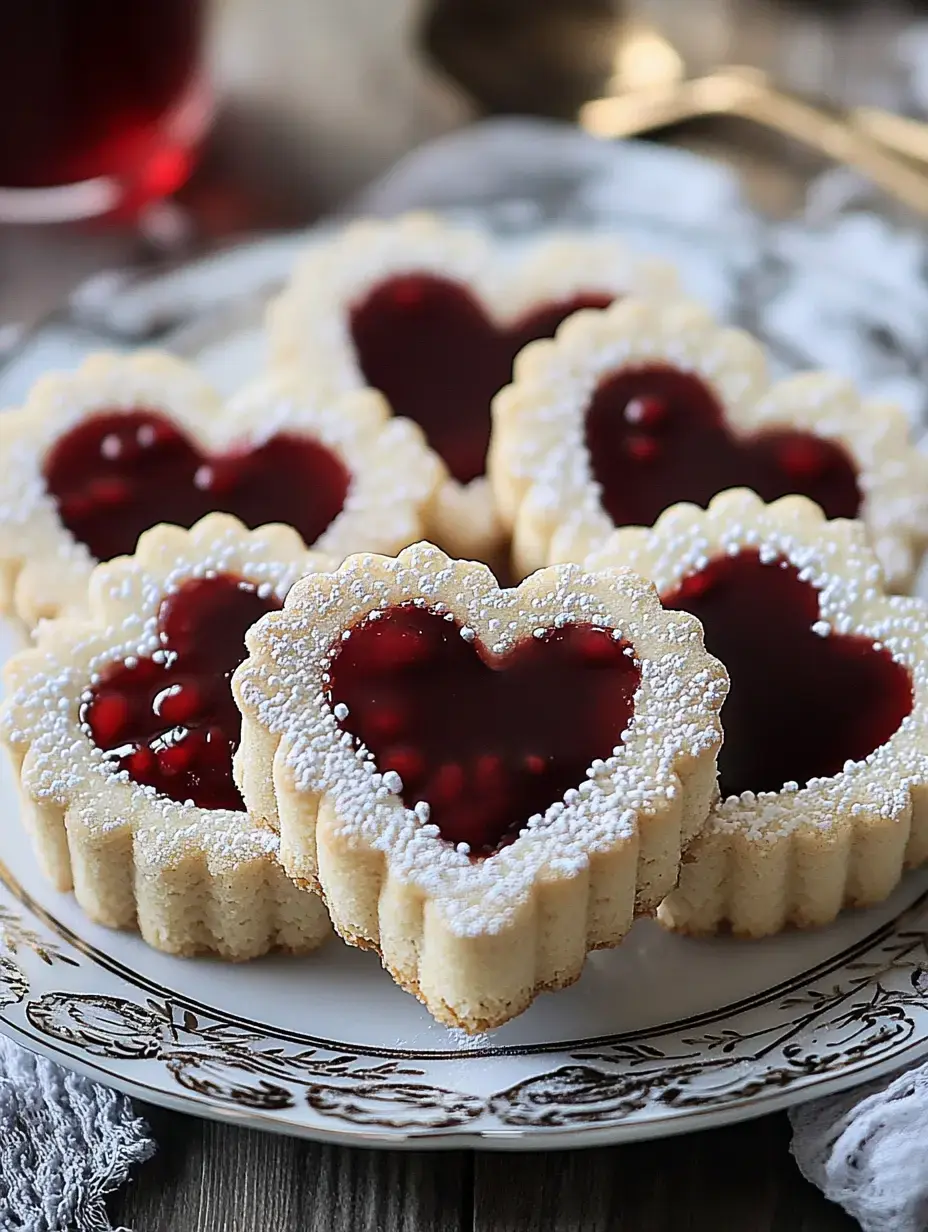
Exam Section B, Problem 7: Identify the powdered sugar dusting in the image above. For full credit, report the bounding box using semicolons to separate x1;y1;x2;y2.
1;512;335;873
236;541;727;937
0;352;441;624
589;489;928;844
491;297;928;590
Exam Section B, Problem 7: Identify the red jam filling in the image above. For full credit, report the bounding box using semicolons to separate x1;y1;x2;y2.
44;410;350;562
82;574;280;810
350;274;614;485
662;551;911;798
584;365;862;528
328;604;640;855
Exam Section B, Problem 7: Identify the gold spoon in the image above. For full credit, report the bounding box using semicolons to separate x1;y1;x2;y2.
579;23;928;216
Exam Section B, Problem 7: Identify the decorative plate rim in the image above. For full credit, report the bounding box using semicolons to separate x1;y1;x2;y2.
1;859;924;1061
5;1019;928;1152
4;854;928;1148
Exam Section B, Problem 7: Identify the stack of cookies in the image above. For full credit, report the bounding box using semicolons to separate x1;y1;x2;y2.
3;213;928;1032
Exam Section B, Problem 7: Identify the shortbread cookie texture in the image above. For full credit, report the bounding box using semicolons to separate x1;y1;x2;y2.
1;514;332;959
233;542;726;1031
267;212;677;563
587;489;928;938
0;351;440;624
490;298;928;590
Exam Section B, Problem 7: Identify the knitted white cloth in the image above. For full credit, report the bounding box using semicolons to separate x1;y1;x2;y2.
791;1066;928;1232
0;1037;154;1232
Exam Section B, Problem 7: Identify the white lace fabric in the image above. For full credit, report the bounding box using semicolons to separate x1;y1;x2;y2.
0;1037;154;1232
791;1065;928;1232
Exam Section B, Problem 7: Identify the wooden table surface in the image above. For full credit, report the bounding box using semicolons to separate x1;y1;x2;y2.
108;1104;858;1230
4;2;926;1228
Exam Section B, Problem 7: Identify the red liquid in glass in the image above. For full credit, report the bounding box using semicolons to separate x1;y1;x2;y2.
0;1;207;215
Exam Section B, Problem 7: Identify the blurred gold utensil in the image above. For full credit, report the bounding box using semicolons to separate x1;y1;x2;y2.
579;25;928;216
853;107;928;166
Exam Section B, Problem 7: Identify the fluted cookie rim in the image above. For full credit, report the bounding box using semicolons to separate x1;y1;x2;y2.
489;297;928;591
0;351;442;625
0;512;334;960
232;541;727;1030
587;489;928;938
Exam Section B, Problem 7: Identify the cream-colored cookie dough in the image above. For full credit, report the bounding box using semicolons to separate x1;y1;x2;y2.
1;513;333;960
268;212;679;565
490;298;928;590
0;352;441;623
588;490;928;938
233;541;727;1031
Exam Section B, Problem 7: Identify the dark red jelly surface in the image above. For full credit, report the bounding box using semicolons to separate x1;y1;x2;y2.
584;364;862;528
82;574;280;810
328;604;640;854
662;551;911;799
44;410;350;562
350;274;613;485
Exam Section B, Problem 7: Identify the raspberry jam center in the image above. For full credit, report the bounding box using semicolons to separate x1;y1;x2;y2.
584;365;862;528
328;605;640;855
350;274;613;485
662;551;911;798
82;574;281;810
44;410;350;562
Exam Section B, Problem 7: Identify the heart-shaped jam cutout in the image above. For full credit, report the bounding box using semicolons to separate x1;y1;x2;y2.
44;410;350;562
662;551;911;798
350;274;613;485
328;604;640;854
585;365;862;527
82;574;280;810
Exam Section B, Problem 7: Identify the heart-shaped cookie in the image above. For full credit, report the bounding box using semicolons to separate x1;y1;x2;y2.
350;273;613;486
587;489;928;938
233;542;727;1031
268;213;678;561
491;298;928;590
1;513;333;959
0;354;441;624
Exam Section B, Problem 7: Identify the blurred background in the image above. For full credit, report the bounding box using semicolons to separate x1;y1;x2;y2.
4;0;928;328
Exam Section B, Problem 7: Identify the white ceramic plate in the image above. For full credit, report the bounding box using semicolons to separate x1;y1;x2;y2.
5;182;928;1148
3;642;928;1149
